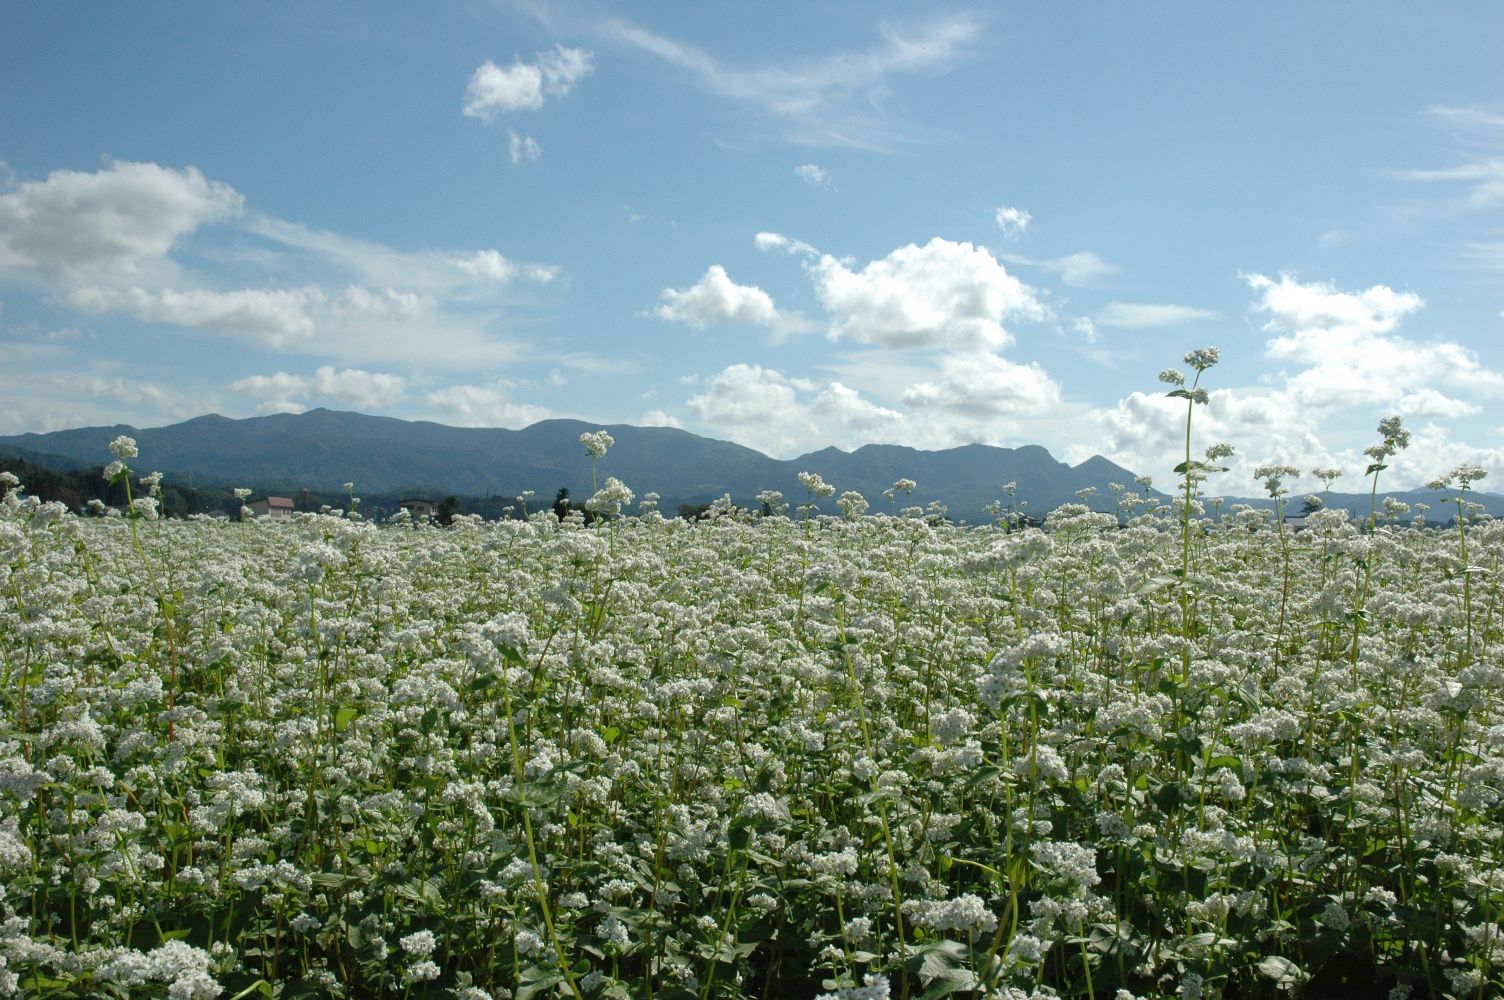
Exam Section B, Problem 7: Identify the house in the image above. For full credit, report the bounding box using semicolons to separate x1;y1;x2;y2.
399;498;439;519
246;496;294;521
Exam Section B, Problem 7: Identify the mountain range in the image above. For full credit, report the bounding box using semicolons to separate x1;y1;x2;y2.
0;409;1146;521
3;409;1499;522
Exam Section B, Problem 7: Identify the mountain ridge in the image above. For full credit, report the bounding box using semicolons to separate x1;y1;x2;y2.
6;408;1501;522
0;408;1148;520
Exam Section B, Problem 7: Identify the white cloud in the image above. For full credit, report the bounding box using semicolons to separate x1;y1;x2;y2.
231;366;407;411
993;205;1030;239
1050;251;1117;287
330;284;427;321
1389;104;1504;211
248;217;556;293
0;365;211;436
424;382;550;428
1395;388;1481;418
685;355;1066;460
0;160;242;285
1071;317;1100;344
508;130;542;164
1249;272;1421;342
653;265;780;328
902;352;1060;417
463;46;595;120
604;14;983;150
1248;272;1504;409
810;237;1044;351
1079;274;1504;494
639;408;683;428
0;158;559;426
229;371;308;413
66;285;322;346
686;363;904;457
795;164;830;186
453;249;519;283
755;231;818;257
1000;249;1118;287
1095;302;1217;328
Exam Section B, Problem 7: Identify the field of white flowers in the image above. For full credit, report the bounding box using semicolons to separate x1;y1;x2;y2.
2;355;1502;999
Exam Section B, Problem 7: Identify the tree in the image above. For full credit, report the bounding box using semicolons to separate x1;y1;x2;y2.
437;496;460;526
553;488;571;521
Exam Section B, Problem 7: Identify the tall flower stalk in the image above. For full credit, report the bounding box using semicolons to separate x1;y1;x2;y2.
1429;462;1487;662
1161;348;1226;669
1255;464;1301;657
1351;416;1410;670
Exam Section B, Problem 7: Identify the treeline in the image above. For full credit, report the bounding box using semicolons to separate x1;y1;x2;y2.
0;454;546;523
0;455;210;517
1;454;749;524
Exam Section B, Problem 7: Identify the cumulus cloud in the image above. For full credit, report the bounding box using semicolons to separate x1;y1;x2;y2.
993;205;1031;238
795;164;830;186
463;46;595;120
0;160;557;358
810;237;1045;351
902;352;1061;416
1248;272;1504;409
1250;272;1422;342
424;382;551;428
1095;302;1217;328
687;363;904;457
1080;274;1504;494
685;355;1067;460
639;409;683;428
653;265;780;328
230;366;407;412
0;160;242;285
453;249;519;283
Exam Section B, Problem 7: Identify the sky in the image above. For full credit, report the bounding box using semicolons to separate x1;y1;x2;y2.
2;2;1503;495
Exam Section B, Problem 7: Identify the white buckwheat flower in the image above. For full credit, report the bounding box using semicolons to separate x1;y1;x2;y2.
580;430;614;458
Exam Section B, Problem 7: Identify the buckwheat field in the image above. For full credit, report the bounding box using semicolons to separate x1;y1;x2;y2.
3;354;1502;1000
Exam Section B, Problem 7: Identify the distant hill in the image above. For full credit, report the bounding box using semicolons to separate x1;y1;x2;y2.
0;409;1149;521
7;409;1501;522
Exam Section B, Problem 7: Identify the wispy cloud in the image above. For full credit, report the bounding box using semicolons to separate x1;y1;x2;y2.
601;14;985;150
1095;302;1216;329
1007;250;1118;288
1389;104;1504;212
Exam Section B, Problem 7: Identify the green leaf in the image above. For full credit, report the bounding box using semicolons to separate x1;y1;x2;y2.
333;707;358;733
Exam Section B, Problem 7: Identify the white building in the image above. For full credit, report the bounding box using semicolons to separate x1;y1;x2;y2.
399;498;439;519
247;496;294;521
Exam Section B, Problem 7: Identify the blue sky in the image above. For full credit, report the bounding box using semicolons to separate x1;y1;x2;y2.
2;2;1502;493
